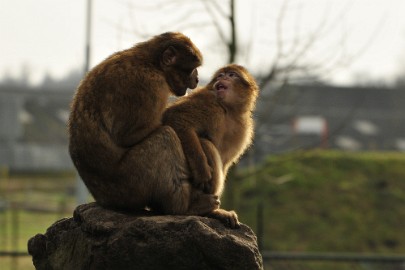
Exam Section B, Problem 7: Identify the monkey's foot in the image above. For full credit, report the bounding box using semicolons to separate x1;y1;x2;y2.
207;209;240;229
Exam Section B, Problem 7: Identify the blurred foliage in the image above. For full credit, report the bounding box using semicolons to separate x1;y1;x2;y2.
223;150;405;253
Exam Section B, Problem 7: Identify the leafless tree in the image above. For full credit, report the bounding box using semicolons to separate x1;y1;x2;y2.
113;0;383;87
109;0;384;157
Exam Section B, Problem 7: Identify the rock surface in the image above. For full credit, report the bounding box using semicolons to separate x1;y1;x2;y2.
28;203;263;270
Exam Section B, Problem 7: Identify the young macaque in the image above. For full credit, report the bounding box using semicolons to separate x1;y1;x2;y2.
163;64;259;228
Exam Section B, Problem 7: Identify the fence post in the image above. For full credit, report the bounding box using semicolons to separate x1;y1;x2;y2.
11;203;19;270
257;201;264;250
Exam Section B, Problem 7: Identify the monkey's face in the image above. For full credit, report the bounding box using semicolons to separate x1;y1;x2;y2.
210;64;259;108
165;65;200;96
161;43;202;96
213;71;240;100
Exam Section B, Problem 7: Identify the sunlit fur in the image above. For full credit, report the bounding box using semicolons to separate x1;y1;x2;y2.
163;64;259;228
68;32;220;216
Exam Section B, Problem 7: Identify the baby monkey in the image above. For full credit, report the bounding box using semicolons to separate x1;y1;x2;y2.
163;64;259;228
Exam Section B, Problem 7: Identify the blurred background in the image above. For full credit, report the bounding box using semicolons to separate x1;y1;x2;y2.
1;0;405;269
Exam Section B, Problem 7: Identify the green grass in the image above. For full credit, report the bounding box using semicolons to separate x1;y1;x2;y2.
0;174;75;252
0;210;66;252
223;150;405;253
0;257;34;270
0;173;78;270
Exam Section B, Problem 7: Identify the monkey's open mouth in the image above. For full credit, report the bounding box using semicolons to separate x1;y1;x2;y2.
215;83;228;92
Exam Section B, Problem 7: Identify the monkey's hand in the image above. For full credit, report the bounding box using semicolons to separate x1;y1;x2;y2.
191;162;213;191
207;209;240;229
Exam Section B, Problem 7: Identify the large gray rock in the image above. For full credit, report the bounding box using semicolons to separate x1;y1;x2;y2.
28;203;263;270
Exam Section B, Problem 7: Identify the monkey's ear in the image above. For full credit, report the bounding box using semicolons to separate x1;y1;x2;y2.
162;46;177;66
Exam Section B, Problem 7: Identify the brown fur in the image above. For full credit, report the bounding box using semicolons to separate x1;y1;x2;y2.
163;64;259;227
68;32;220;215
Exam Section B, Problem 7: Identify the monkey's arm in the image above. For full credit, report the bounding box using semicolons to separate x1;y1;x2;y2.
176;128;213;187
104;82;165;148
110;116;159;148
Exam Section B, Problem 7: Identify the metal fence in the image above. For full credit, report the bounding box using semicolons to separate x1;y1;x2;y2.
262;251;405;270
2;248;405;270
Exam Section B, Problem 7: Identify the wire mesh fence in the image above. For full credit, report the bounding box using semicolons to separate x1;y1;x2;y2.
0;173;77;270
2;250;405;270
2;174;405;270
262;251;405;270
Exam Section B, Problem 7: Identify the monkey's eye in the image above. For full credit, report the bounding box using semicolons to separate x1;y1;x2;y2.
216;71;240;80
216;72;225;79
227;72;239;78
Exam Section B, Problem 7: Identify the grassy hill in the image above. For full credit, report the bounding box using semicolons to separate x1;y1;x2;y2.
223;151;405;253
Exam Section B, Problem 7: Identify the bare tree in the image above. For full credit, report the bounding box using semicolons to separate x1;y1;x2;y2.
113;0;382;87
200;0;237;63
109;0;384;157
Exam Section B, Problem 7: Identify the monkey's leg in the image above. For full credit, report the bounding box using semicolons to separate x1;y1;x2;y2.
200;138;224;195
152;127;220;215
176;138;222;215
184;188;220;215
121;126;219;215
199;140;240;228
161;184;220;215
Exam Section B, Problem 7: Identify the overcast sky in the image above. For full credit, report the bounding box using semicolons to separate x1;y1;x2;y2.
1;0;405;86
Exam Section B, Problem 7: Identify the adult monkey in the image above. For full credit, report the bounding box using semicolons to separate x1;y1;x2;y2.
68;32;219;215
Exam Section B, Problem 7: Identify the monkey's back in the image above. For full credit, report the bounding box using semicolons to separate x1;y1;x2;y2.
68;45;171;205
163;88;226;144
163;87;253;168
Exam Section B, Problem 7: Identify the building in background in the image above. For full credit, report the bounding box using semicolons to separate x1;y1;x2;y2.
255;85;405;161
0;86;73;171
1;84;405;171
